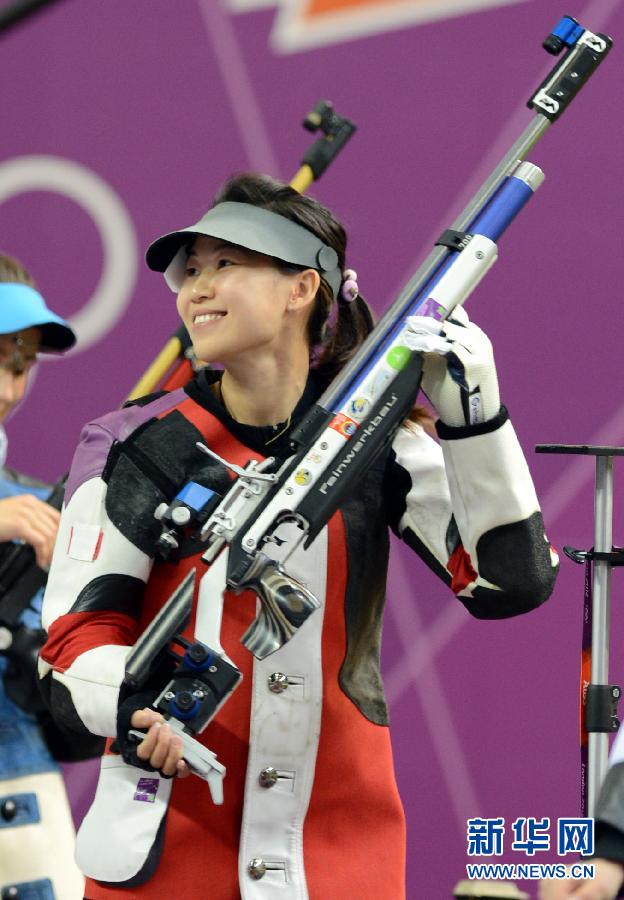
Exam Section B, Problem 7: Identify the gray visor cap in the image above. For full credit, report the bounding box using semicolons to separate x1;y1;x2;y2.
145;201;341;299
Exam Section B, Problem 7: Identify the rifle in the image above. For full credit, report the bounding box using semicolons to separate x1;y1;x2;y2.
185;15;613;659
128;15;612;801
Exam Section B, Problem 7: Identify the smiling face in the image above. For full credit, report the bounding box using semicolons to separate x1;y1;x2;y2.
0;326;41;422
176;235;314;368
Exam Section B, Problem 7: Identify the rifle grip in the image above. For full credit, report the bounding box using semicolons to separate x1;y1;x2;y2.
239;557;321;659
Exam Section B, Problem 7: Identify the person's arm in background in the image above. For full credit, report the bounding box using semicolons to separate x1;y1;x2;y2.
0;490;59;568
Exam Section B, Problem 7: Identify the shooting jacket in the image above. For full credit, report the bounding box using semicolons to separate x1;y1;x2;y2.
40;370;557;899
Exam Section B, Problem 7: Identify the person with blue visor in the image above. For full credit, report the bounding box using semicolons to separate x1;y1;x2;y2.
0;252;84;899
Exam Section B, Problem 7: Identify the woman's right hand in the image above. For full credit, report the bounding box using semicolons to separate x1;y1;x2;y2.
0;494;60;568
403;306;501;427
130;707;190;778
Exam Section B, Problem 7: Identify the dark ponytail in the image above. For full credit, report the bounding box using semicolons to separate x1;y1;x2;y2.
213;173;375;386
312;293;374;385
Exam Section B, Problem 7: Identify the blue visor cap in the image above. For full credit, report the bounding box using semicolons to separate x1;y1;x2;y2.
0;283;76;352
145;201;341;300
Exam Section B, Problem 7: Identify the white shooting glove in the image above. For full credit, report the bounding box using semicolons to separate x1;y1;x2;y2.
403;306;501;427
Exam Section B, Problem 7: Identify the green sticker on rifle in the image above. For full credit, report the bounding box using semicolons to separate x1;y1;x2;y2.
386;346;411;371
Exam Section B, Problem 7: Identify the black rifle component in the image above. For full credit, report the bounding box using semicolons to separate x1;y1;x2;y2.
300;100;357;181
154;643;242;732
124;569;195;690
529;16;612;121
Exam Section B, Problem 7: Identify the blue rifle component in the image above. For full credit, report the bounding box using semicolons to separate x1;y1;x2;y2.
332;163;543;414
183;642;215;672
177;481;215;509
155;480;220;560
468;172;539;242
544;16;585;54
169;694;199;720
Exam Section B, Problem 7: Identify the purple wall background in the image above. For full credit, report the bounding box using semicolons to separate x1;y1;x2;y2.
1;0;623;896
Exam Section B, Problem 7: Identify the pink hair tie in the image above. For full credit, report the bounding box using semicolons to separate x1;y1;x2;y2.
341;268;358;302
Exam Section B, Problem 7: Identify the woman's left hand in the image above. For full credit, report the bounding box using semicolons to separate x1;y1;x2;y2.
403;305;501;427
130;707;190;779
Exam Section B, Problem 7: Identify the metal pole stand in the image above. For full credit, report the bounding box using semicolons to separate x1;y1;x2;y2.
536;444;624;815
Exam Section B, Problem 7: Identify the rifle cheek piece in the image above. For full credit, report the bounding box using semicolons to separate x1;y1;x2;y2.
145;201;342;300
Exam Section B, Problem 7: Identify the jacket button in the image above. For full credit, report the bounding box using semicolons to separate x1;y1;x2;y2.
259;766;279;788
0;800;17;822
248;858;267;880
268;672;288;693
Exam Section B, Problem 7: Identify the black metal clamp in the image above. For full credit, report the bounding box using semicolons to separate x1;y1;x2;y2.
585;684;621;734
529;16;612;122
564;546;624;567
299;100;357;181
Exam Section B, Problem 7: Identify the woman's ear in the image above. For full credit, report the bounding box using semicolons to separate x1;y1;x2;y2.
288;269;320;311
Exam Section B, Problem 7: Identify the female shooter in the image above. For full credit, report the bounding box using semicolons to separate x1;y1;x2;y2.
40;172;558;899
